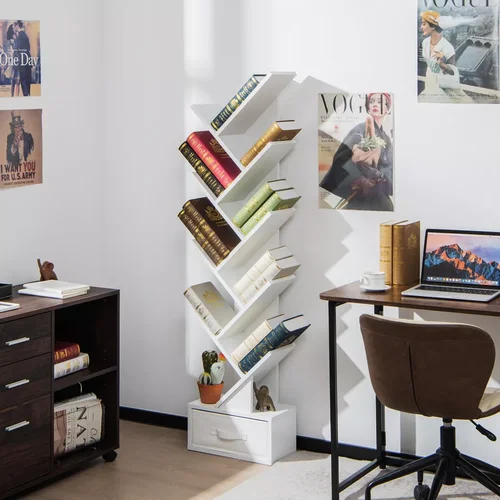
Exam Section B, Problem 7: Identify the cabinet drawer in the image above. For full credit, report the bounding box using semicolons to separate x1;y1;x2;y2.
191;409;268;461
0;313;51;367
0;354;51;409
0;395;51;494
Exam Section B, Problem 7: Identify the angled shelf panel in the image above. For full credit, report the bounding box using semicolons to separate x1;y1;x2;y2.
217;141;296;204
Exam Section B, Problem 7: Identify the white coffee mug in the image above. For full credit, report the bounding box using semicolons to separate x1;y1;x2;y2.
360;271;386;290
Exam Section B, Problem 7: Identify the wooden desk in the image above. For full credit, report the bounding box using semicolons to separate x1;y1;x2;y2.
320;282;500;499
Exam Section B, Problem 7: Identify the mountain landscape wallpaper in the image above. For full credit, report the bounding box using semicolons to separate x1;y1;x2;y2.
424;233;500;285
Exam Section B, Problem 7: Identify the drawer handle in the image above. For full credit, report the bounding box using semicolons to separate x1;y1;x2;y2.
211;427;247;442
5;379;30;390
5;337;30;347
6;420;30;432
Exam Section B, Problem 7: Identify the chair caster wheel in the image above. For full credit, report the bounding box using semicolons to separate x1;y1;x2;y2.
414;484;430;500
103;451;117;462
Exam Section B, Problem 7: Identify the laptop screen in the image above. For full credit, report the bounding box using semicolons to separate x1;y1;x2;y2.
422;230;500;288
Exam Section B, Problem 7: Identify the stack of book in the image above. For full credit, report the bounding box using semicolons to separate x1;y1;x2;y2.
232;314;310;373
232;180;301;235
184;282;236;336
379;220;421;285
178;131;241;197
18;280;90;299
54;392;104;457
54;340;89;379
178;197;241;267
234;246;300;303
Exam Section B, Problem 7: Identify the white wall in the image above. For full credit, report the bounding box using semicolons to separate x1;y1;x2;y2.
0;1;105;286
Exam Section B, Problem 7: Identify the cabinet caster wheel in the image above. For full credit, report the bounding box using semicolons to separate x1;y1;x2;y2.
103;451;118;463
414;484;430;500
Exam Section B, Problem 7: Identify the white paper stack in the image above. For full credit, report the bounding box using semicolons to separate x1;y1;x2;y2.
18;280;90;299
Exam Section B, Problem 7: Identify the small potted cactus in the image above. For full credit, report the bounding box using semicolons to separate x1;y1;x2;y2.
197;350;225;404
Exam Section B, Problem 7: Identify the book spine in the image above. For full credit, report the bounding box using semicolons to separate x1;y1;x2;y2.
54;354;90;379
233;251;275;295
179;142;225;198
241;192;281;235
54;344;80;363
240;123;282;166
178;210;224;266
232;183;274;227
379;224;394;285
187;133;235;188
184;288;222;335
392;223;420;285
210;76;261;131
183;202;231;258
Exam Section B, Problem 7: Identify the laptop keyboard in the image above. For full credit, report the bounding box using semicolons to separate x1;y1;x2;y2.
417;285;497;296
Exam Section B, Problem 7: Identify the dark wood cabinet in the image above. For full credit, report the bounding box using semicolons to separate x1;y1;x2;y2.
0;287;119;499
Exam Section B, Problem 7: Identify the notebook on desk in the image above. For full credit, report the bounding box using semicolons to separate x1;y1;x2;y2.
401;228;500;303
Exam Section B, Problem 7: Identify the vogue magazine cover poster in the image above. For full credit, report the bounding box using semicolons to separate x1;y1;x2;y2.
0;109;43;188
0;20;41;97
418;1;499;104
318;93;395;211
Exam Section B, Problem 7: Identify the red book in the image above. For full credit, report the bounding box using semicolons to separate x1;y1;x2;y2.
54;341;80;363
186;131;241;188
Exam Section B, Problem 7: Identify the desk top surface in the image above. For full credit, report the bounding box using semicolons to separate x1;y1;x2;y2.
320;281;500;317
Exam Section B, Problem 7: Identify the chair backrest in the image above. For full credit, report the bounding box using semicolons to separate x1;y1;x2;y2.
359;314;495;419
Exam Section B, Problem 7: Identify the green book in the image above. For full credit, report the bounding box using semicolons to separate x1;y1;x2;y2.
232;179;290;228
241;188;301;235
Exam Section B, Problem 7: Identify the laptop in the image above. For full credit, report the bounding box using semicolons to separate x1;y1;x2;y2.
401;228;500;303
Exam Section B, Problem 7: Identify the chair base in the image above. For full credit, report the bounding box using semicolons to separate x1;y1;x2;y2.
365;421;500;500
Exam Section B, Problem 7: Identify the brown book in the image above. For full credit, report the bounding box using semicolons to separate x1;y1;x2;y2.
379;219;407;284
392;221;421;286
177;210;223;266
183;198;241;258
54;341;80;363
240;121;302;167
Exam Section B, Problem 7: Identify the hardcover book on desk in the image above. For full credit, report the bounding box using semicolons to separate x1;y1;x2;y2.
19;280;90;299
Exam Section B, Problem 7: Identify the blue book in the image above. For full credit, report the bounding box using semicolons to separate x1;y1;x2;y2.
238;315;310;373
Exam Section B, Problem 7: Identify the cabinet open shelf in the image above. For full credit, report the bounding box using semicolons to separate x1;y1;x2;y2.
54;365;118;392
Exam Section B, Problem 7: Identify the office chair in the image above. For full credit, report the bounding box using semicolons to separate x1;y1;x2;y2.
359;314;500;500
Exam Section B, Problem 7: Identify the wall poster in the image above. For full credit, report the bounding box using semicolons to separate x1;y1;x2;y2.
418;1;499;104
0;20;41;97
318;93;395;212
0;109;43;188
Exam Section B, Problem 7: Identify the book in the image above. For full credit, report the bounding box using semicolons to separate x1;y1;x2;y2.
233;246;293;295
240;121;302;166
186;131;241;188
184;282;236;335
241;189;301;235
232;179;291;228
54;393;104;457
54;352;90;379
379;220;407;284
183;198;240;258
18;288;89;299
178;141;225;198
23;280;90;295
240;256;301;303
238;315;311;373
392;221;421;286
231;314;284;363
210;74;266;131
54;341;80;363
177;209;224;266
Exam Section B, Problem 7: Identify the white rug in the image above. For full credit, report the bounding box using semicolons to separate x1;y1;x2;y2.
216;452;498;499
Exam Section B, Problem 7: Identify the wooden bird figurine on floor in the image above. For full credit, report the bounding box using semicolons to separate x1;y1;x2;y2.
253;382;276;412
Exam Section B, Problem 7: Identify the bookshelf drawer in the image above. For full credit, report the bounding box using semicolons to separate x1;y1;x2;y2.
0;354;51;409
0;313;52;367
191;409;268;461
0;395;51;494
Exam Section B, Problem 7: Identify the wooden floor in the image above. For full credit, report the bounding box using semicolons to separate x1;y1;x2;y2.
20;420;265;500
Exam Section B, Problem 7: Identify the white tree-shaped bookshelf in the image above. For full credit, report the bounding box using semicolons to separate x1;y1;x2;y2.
186;72;299;465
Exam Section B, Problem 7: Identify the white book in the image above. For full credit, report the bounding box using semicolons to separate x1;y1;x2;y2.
54;353;90;379
0;301;20;313
19;288;89;299
233;246;293;295
23;280;90;295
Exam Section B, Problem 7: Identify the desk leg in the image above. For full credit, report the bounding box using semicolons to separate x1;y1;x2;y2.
329;301;340;499
374;305;386;469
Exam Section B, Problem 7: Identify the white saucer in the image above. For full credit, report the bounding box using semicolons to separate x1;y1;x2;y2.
360;284;391;292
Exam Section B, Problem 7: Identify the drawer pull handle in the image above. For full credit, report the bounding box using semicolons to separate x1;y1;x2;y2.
211;427;247;442
5;379;30;390
5;337;30;346
6;420;30;432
